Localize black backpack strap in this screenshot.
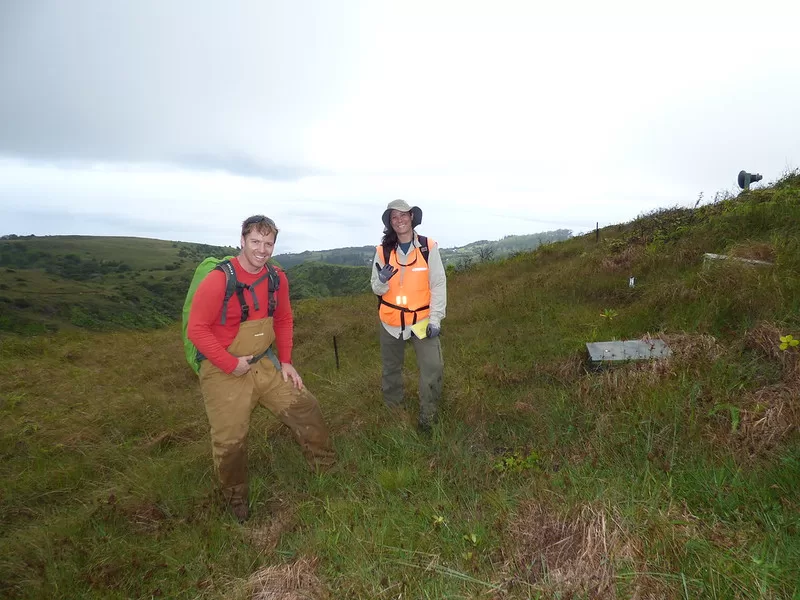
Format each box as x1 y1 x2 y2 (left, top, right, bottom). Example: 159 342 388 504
266 264 279 316
382 244 391 267
234 282 250 322
417 235 429 264
248 264 279 317
381 237 429 266
214 260 239 325
216 261 280 324
249 273 268 312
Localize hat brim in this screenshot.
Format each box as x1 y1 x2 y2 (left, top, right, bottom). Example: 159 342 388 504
383 206 422 229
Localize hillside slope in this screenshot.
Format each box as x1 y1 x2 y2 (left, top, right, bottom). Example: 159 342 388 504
0 237 368 333
1 172 799 599
0 236 236 333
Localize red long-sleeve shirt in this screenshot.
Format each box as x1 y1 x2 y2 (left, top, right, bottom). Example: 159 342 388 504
187 258 293 374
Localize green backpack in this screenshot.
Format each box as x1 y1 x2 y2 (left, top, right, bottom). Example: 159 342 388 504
182 257 280 373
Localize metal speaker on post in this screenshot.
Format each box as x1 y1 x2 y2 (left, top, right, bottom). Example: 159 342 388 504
738 170 763 191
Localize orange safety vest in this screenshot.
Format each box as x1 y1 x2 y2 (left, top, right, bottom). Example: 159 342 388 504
377 239 433 330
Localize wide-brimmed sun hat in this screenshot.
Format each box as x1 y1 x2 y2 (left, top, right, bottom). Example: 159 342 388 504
382 199 422 229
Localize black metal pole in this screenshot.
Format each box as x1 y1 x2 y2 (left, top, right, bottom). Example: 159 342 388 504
333 335 339 370
596 222 599 243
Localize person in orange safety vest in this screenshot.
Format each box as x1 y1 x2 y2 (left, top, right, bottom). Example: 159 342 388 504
370 199 447 434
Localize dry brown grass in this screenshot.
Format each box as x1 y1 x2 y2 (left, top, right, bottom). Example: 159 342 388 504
727 241 777 263
247 556 328 600
576 343 678 408
698 323 800 459
504 503 669 599
538 352 587 386
578 333 722 400
744 322 784 360
735 384 800 458
659 332 724 365
744 322 800 382
600 243 645 273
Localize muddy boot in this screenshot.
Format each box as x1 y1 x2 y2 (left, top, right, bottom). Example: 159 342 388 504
417 420 432 438
223 484 249 523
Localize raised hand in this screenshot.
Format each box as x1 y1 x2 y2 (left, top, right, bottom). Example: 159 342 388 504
377 263 398 284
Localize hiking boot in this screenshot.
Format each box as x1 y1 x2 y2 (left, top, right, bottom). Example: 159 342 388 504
417 421 432 437
229 499 249 523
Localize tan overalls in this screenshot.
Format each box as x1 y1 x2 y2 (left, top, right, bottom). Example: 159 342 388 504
198 317 335 509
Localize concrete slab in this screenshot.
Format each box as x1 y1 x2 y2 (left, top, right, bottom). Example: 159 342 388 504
587 339 672 364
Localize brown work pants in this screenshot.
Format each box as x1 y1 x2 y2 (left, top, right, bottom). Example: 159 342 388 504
198 318 335 506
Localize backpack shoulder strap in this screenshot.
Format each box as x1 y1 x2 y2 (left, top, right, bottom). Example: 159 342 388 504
267 264 279 316
245 263 280 318
417 235 430 264
214 260 239 324
382 239 428 265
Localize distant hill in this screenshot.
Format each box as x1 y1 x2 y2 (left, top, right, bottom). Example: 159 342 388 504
273 245 377 269
0 236 237 334
273 229 573 268
285 262 371 300
0 229 572 334
0 236 368 334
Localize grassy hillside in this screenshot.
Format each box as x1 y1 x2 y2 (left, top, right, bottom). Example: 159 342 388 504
1 172 799 598
286 262 371 300
0 237 367 333
273 245 377 268
272 230 573 269
0 236 237 334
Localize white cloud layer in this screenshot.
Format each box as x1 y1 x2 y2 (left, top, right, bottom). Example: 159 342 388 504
1 0 798 252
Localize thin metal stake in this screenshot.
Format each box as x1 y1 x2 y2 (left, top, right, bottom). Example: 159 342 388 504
333 335 339 370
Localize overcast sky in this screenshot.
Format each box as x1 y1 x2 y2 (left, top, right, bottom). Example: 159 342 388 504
1 0 798 252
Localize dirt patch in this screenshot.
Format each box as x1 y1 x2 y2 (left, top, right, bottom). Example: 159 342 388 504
505 503 645 599
247 556 328 600
245 502 296 553
128 502 167 533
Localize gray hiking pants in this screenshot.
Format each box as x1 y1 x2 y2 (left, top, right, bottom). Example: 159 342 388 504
379 323 444 426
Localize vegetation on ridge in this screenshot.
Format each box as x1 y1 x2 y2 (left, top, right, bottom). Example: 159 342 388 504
1 171 799 598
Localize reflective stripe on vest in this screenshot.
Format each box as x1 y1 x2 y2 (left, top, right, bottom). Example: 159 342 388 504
377 242 432 329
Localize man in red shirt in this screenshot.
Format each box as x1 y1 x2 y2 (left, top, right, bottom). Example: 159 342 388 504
187 215 335 522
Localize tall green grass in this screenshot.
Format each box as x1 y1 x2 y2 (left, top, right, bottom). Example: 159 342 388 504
1 174 799 598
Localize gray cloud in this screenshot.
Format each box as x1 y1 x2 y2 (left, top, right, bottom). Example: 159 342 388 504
2 2 799 254
176 154 325 181
0 206 222 242
0 1 359 176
